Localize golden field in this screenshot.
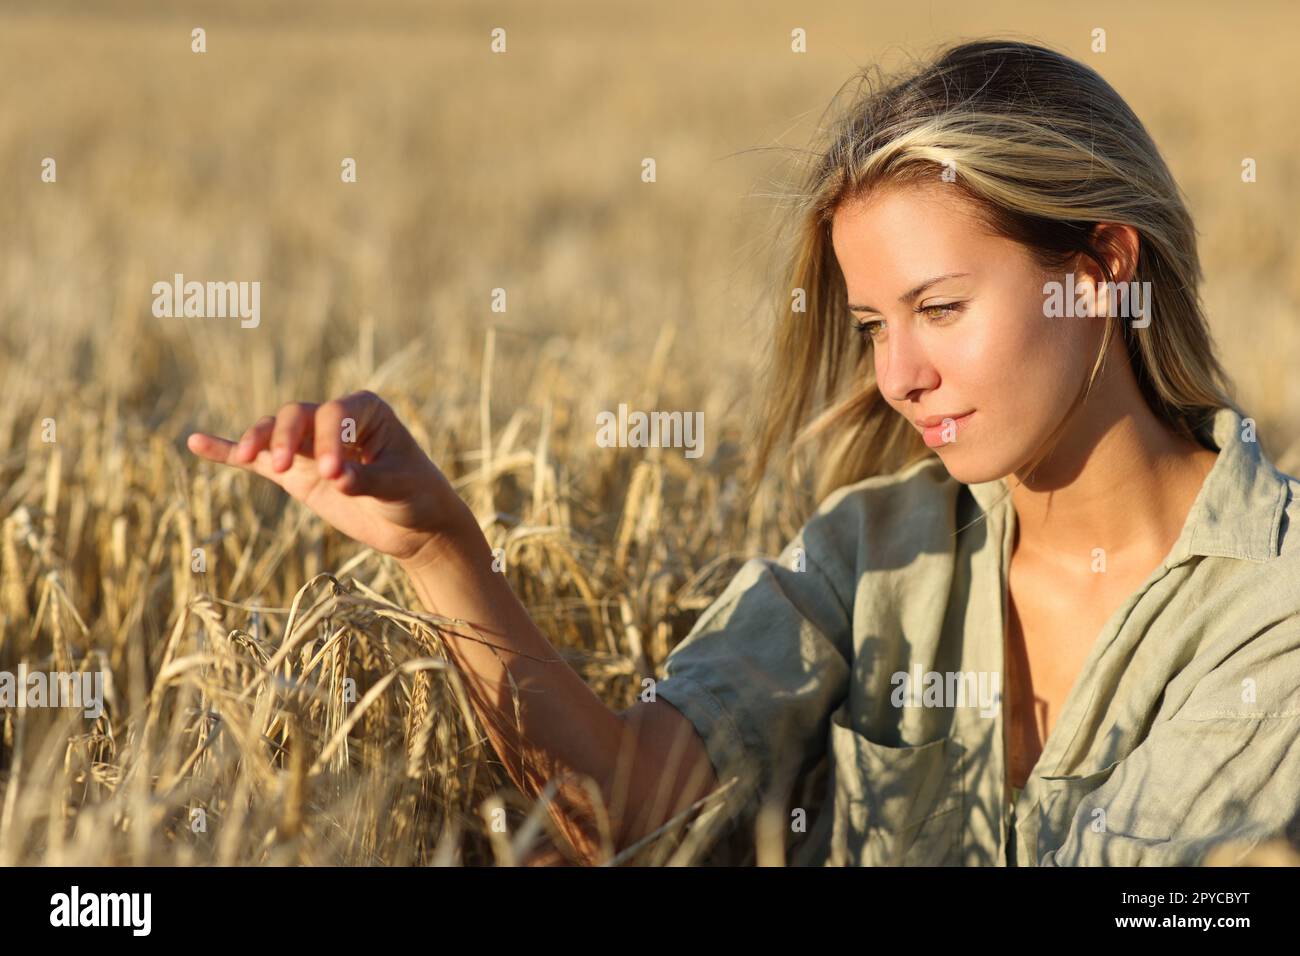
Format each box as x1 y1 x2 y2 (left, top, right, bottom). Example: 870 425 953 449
1 0 1298 865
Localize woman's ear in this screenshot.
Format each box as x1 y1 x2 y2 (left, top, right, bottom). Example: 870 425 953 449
1088 222 1141 286
1075 222 1141 318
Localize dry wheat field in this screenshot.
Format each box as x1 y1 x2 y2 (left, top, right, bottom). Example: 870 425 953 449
1 0 1298 866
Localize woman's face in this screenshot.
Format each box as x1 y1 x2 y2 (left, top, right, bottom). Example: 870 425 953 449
830 180 1103 484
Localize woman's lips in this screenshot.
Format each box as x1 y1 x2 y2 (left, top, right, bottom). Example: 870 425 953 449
920 411 974 448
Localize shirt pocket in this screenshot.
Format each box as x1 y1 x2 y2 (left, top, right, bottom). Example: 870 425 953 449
826 702 965 866
1032 760 1121 863
1036 760 1176 865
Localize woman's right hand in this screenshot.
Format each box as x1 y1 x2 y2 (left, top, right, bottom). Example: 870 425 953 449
186 390 475 567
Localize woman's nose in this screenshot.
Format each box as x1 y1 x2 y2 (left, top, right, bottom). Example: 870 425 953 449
876 328 940 402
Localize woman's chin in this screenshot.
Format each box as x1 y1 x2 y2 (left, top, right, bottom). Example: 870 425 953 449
930 448 1013 486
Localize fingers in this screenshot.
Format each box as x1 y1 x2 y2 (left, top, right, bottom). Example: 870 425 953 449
185 430 278 484
186 431 239 464
268 402 319 472
313 391 386 480
333 455 407 500
190 406 312 472
187 392 391 486
233 416 275 465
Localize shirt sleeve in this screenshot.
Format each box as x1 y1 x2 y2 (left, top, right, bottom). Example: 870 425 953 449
652 488 859 832
1042 619 1300 866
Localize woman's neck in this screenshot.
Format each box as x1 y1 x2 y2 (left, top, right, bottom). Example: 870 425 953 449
1008 368 1219 570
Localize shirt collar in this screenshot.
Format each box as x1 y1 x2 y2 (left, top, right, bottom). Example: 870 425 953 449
1176 405 1288 563
962 406 1290 564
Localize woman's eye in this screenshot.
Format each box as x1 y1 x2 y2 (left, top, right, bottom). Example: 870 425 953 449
917 302 964 321
852 318 885 341
851 302 964 342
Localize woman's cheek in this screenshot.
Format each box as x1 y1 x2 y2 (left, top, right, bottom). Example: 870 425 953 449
939 309 1016 396
998 304 1072 378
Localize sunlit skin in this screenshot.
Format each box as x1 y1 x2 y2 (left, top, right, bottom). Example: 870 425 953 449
831 181 1220 791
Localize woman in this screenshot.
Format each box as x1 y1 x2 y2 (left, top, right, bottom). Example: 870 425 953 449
187 39 1300 866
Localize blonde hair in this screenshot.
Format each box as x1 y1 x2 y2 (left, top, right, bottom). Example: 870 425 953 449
748 39 1235 508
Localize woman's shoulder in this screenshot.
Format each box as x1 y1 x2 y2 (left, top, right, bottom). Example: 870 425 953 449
790 455 978 578
810 454 963 525
1173 465 1300 720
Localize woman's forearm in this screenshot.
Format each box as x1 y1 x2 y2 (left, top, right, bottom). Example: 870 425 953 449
187 393 717 861
396 515 717 864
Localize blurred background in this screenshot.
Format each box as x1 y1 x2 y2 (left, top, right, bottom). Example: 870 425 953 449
0 0 1297 865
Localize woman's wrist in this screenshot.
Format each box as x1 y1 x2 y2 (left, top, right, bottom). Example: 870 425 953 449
396 506 487 576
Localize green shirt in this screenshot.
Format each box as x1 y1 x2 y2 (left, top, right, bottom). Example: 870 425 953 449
655 406 1300 865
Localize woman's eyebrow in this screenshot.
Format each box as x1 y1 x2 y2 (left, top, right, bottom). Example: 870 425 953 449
847 272 971 312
